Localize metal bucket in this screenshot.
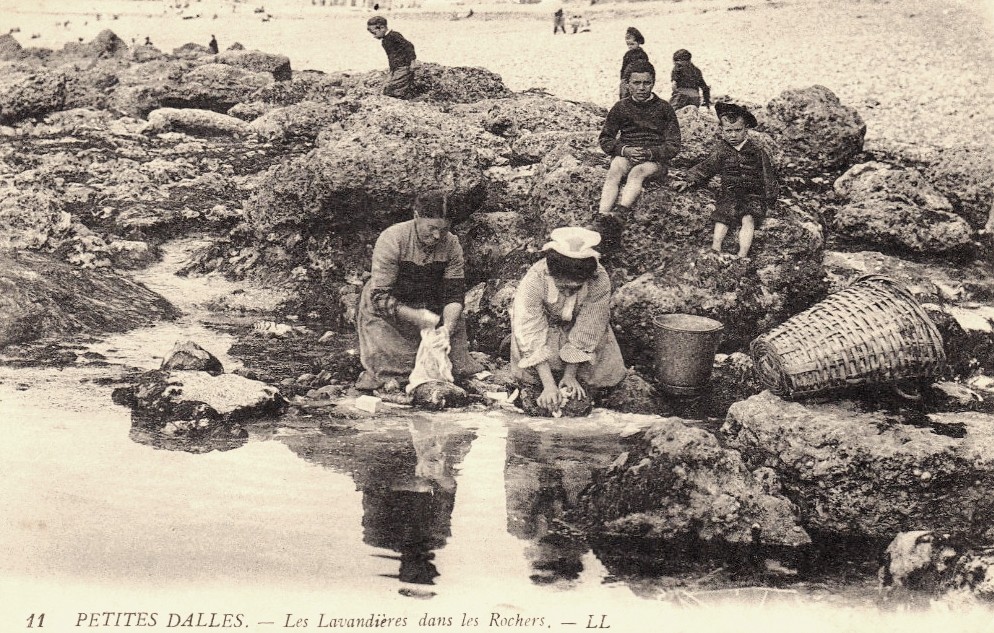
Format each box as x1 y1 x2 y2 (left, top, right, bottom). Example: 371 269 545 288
653 314 724 396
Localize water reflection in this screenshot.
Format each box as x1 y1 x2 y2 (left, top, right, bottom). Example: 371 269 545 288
128 420 248 453
504 424 624 586
277 417 476 588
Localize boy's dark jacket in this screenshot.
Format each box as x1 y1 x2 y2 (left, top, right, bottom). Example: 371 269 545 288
686 137 780 205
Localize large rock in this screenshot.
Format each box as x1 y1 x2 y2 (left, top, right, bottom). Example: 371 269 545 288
0 250 179 347
126 370 286 423
249 69 348 106
247 99 353 141
832 199 974 255
114 60 273 117
146 107 250 136
479 164 536 214
763 85 866 174
835 161 954 211
832 161 973 255
452 92 604 138
0 70 68 125
0 188 70 250
247 96 505 235
722 391 994 540
412 63 512 104
214 49 291 81
577 417 811 547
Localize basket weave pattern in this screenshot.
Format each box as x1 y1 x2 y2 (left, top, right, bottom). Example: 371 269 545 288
749 275 946 398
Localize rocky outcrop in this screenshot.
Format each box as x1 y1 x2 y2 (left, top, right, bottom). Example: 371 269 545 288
247 96 505 236
455 211 537 286
763 85 866 174
833 162 973 254
213 49 291 81
0 250 179 347
0 70 69 125
146 107 250 136
117 369 286 433
246 99 353 141
453 92 604 138
722 391 994 540
578 417 811 547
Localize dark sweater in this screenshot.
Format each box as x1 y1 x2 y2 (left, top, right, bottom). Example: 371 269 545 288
620 47 649 80
598 94 681 163
671 61 711 105
382 30 416 71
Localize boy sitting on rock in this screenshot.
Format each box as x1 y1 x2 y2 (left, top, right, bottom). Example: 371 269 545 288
367 15 417 99
594 61 682 254
675 102 779 259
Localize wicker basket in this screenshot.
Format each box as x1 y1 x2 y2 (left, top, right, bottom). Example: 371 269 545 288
750 275 945 398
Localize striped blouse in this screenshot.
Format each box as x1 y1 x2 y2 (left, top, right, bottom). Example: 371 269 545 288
511 259 613 369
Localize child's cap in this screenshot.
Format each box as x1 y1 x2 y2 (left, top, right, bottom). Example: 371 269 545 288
715 102 758 129
367 15 387 27
625 27 645 45
673 48 692 62
543 227 601 260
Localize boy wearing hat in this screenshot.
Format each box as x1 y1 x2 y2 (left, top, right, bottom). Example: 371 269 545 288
367 15 417 99
675 102 779 258
510 227 626 415
619 27 649 100
596 61 682 254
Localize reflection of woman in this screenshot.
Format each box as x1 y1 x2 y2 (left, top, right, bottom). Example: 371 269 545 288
511 227 626 412
356 191 482 390
358 419 473 586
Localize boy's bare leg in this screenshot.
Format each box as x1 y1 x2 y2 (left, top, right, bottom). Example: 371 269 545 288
712 222 729 252
738 215 755 257
618 162 661 208
598 156 633 214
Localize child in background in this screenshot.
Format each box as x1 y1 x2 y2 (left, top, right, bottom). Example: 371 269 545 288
367 15 417 99
619 27 649 100
675 103 779 259
595 61 681 254
670 49 710 110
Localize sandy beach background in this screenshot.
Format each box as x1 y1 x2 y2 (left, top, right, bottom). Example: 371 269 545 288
1 0 993 149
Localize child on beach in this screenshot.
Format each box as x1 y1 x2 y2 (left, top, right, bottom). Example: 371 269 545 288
594 61 682 254
618 27 649 100
669 49 710 110
674 102 779 259
366 15 417 99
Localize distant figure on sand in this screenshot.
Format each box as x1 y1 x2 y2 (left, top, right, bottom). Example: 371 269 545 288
553 8 566 34
144 36 152 46
594 61 681 254
670 49 711 110
675 103 779 259
618 27 648 100
367 15 417 99
208 34 218 54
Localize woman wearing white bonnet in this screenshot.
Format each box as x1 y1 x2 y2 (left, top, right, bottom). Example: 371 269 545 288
510 227 627 414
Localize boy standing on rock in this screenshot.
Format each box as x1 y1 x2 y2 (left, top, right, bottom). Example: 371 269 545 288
367 15 417 99
595 61 681 254
675 102 779 259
